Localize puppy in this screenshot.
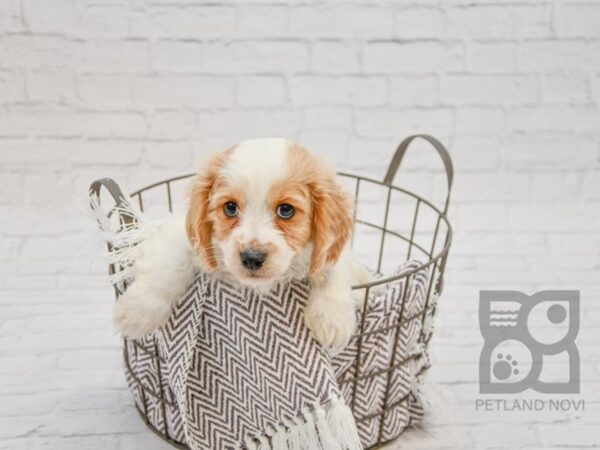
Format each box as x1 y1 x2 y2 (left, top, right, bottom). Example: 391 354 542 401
115 138 368 349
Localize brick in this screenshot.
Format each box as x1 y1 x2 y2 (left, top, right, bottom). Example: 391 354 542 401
458 233 546 256
395 6 445 39
531 173 580 202
355 108 453 138
303 107 352 131
390 75 438 106
0 173 21 205
145 142 193 169
311 41 360 73
0 36 150 72
204 41 308 73
131 5 236 39
0 206 83 237
297 131 348 163
447 4 551 38
453 173 530 203
238 5 288 37
455 107 506 135
237 76 286 107
0 0 22 32
0 139 68 168
0 70 26 103
0 110 147 138
152 40 203 72
459 204 508 231
23 0 78 33
63 141 143 166
512 106 600 132
20 174 69 211
519 40 600 72
441 74 538 105
24 0 129 36
558 3 600 37
582 171 600 200
468 41 516 73
28 70 77 103
364 41 464 73
509 204 593 231
290 5 394 38
448 136 502 173
147 110 197 140
290 75 387 107
502 136 598 170
79 74 132 107
541 72 590 104
197 109 302 140
592 75 600 103
547 233 600 255
345 136 398 172
132 75 235 108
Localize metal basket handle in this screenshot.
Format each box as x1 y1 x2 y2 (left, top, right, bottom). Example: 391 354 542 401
383 134 453 214
89 177 135 227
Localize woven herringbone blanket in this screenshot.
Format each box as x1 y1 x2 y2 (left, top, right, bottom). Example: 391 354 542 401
159 272 360 450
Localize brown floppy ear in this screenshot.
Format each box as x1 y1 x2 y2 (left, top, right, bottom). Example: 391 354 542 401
309 176 353 279
186 151 228 271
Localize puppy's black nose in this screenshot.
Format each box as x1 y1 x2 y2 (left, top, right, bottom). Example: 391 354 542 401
240 250 266 270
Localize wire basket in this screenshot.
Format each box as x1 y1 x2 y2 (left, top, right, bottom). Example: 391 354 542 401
90 134 453 449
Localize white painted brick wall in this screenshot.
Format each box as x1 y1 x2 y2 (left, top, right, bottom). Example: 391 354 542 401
1 1 599 449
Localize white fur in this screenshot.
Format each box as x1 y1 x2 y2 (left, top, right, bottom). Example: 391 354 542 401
114 138 371 349
113 214 196 339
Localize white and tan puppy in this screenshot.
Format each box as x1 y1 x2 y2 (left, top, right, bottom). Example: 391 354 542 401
115 138 367 349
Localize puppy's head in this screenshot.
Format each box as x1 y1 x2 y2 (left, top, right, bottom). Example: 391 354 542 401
186 138 352 286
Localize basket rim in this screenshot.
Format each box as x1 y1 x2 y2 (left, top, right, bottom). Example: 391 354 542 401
128 171 452 291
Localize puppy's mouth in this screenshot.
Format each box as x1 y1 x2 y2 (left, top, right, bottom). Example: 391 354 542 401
235 268 279 285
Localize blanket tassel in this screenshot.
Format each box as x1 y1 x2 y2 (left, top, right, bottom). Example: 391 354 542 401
257 435 270 450
300 411 322 450
315 408 341 450
271 425 287 450
326 395 363 450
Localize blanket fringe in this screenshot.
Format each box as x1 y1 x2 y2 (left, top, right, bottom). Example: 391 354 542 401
261 395 362 450
270 425 288 450
300 411 321 450
326 395 363 450
315 408 340 450
89 193 149 286
257 435 271 450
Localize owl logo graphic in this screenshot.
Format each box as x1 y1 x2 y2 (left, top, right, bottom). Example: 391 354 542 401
479 290 580 394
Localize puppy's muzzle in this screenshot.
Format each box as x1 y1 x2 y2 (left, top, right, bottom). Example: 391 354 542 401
240 250 267 271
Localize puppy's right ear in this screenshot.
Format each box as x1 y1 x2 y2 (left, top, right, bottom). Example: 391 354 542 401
186 151 228 271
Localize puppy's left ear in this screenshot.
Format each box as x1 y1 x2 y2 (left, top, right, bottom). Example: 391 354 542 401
309 177 353 278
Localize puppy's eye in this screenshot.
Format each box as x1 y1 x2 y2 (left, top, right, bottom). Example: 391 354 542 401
223 202 238 217
276 203 295 219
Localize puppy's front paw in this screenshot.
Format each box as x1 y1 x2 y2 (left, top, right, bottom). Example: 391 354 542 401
114 288 172 339
304 293 356 350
